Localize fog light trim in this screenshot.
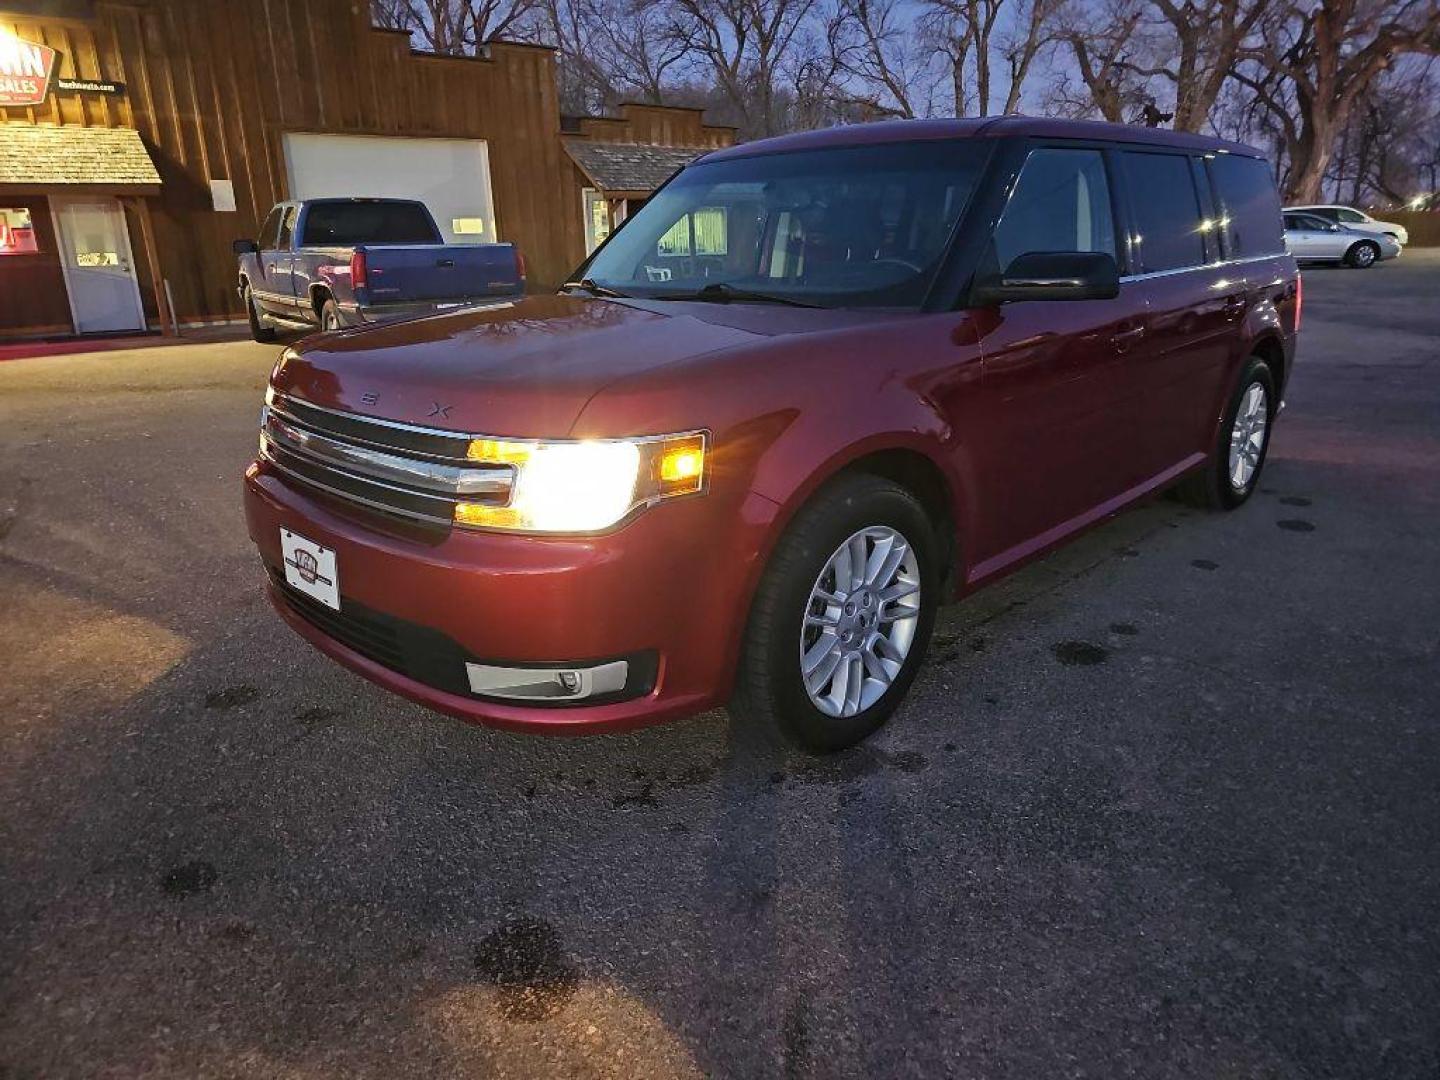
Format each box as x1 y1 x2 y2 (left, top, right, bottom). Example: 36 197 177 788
464 660 629 701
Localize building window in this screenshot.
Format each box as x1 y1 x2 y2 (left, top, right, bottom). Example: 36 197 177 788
0 208 39 255
657 207 728 257
583 189 612 255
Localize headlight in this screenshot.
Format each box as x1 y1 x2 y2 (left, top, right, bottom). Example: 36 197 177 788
454 431 707 533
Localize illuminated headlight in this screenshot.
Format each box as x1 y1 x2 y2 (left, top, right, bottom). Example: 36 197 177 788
454 431 707 533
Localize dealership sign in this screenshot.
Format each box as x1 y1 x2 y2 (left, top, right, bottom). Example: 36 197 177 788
0 35 57 107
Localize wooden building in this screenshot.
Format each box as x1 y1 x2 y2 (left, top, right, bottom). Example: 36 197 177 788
0 0 733 340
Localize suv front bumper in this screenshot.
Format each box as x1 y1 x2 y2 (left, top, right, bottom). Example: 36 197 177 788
244 460 777 734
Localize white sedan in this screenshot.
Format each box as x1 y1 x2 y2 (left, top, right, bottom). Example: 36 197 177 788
1283 203 1410 245
1283 210 1402 268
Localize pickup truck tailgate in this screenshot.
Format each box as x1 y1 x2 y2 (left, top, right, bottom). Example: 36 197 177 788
360 243 522 304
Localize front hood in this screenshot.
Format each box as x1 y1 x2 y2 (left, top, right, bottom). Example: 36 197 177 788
272 295 767 438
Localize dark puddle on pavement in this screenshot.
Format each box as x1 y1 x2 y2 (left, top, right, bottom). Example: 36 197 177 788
1279 495 1313 507
927 631 987 666
161 859 217 896
1277 519 1316 532
1191 558 1220 570
204 685 259 709
474 915 578 1022
1109 622 1139 636
1052 640 1110 666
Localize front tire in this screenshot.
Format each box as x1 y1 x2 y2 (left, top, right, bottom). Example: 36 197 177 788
731 474 939 753
244 283 276 342
1346 240 1379 268
1177 356 1276 510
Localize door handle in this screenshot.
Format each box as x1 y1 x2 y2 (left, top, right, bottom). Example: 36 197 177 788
1110 325 1146 352
437 258 455 268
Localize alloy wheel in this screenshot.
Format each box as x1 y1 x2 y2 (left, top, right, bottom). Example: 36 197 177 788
799 526 922 718
1228 382 1269 490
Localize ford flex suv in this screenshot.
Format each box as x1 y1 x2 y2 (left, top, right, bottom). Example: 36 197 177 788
245 117 1299 753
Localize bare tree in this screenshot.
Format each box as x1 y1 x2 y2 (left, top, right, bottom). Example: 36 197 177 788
831 0 938 117
1236 0 1440 201
543 0 690 113
371 0 545 52
1326 63 1440 203
669 0 823 136
1057 0 1147 122
998 0 1064 113
1122 0 1270 131
918 2 977 115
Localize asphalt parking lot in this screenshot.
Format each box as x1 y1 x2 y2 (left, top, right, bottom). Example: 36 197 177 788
3 252 1438 1079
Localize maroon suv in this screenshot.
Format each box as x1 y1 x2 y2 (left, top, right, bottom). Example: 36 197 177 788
245 117 1299 752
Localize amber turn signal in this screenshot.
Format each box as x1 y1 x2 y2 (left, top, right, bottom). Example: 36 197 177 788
657 434 705 495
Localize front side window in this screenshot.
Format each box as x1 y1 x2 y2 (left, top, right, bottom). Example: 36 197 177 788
1336 208 1367 223
278 206 299 249
1122 151 1206 272
578 141 990 309
992 148 1116 271
1209 153 1285 257
259 208 283 251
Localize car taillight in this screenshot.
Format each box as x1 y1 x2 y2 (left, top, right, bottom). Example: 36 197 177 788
350 249 368 290
1294 271 1303 332
514 247 526 281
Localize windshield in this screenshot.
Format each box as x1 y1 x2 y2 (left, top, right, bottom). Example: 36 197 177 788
577 141 991 309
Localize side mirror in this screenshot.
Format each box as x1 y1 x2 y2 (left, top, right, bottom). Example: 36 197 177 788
972 251 1120 305
232 238 259 256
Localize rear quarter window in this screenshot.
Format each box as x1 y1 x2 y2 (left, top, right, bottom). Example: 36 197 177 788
1209 154 1285 257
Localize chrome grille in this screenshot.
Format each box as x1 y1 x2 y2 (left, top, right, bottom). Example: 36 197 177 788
260 392 513 526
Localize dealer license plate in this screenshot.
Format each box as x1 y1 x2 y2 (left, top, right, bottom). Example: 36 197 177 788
280 528 339 610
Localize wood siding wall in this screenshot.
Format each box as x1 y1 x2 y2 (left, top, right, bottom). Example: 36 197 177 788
1 0 615 328
0 194 71 335
574 104 735 150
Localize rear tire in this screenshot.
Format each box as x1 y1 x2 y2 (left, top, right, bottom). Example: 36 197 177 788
1345 240 1379 268
1176 356 1276 510
244 283 276 342
731 473 939 754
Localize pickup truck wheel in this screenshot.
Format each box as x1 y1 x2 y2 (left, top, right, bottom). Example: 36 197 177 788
732 474 938 754
1176 356 1276 510
320 298 343 332
243 284 276 343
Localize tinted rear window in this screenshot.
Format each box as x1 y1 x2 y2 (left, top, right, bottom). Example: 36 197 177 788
1209 155 1285 257
1121 151 1206 272
301 202 439 246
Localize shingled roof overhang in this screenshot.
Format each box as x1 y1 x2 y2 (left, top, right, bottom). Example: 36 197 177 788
563 140 711 198
0 124 162 195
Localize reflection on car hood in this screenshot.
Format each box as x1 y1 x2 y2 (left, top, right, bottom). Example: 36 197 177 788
271 294 886 439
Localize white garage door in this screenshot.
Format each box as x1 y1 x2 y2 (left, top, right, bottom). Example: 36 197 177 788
282 133 498 245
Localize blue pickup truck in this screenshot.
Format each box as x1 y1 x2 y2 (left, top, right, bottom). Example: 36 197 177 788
232 198 524 339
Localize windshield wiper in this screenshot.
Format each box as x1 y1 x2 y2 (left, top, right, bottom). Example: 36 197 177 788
651 282 821 308
561 277 630 299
